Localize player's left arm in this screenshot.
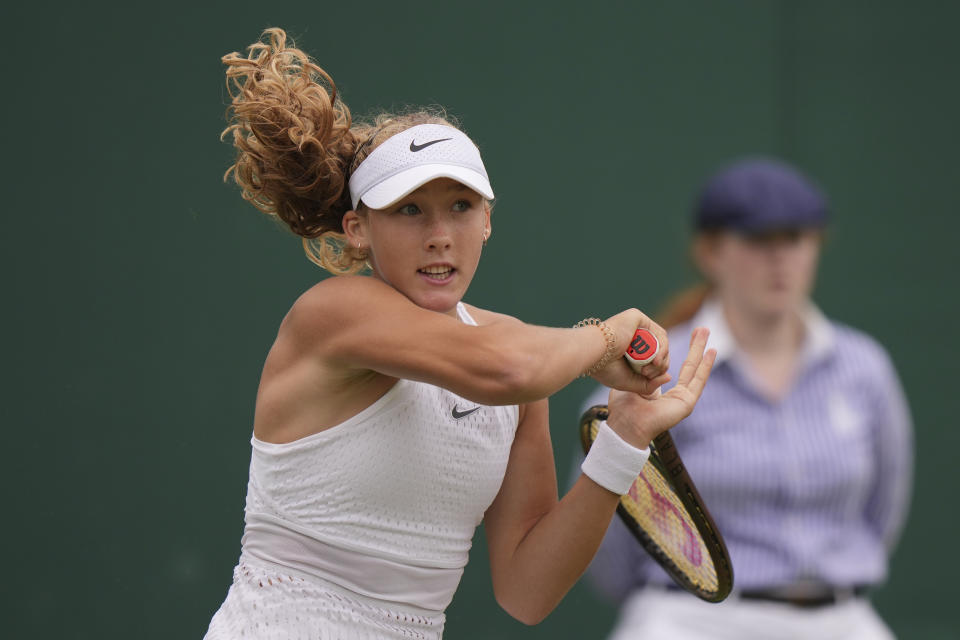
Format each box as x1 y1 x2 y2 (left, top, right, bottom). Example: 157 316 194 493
483 329 714 624
482 398 620 626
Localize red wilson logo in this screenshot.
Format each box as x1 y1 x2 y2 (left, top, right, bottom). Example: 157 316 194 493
628 330 656 360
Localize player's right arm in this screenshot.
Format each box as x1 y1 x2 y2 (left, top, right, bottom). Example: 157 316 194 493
282 275 667 406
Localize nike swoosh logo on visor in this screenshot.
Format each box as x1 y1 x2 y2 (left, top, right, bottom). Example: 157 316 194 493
409 138 452 152
452 405 481 419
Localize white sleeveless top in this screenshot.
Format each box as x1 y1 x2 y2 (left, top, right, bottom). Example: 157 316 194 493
240 303 520 613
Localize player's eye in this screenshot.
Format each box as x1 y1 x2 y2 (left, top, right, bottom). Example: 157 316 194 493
397 203 421 216
451 199 472 212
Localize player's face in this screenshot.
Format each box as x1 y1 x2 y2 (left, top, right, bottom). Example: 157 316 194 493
359 178 491 317
703 229 821 320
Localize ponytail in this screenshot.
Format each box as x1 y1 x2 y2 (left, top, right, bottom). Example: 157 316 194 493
221 27 367 273
221 28 460 274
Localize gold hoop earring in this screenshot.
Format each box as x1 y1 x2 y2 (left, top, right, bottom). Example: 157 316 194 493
482 233 489 247
355 240 368 260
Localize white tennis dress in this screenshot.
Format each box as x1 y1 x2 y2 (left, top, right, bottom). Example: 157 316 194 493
204 303 520 639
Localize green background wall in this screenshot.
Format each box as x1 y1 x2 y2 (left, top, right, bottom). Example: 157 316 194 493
4 1 957 637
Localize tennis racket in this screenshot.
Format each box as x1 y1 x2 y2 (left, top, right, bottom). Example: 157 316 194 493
580 328 733 602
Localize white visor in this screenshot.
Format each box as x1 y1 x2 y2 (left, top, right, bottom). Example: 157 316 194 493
348 124 494 210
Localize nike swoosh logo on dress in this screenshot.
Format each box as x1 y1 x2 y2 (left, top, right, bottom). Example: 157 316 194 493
452 405 481 419
409 138 452 152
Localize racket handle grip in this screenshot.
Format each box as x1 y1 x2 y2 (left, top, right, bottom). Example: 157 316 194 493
624 328 659 372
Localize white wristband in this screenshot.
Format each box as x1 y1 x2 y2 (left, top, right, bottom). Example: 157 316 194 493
581 420 650 495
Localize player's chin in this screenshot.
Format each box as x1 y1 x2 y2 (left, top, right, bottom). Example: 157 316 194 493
411 288 467 315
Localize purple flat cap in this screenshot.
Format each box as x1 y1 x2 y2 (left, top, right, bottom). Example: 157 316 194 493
694 157 829 232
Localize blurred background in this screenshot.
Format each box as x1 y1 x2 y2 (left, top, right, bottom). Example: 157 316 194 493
3 1 957 637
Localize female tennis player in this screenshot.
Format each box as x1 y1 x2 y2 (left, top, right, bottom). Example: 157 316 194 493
203 28 716 639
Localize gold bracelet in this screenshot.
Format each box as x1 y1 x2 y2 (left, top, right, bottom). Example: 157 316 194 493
574 317 618 378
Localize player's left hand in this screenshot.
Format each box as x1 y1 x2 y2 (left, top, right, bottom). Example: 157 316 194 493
605 327 715 449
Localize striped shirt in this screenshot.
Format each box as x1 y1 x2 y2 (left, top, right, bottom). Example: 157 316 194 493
581 298 913 602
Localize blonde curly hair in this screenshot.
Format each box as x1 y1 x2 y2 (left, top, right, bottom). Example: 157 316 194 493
222 28 455 274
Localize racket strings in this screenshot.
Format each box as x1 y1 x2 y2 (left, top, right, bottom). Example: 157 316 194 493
588 422 719 593
625 464 718 591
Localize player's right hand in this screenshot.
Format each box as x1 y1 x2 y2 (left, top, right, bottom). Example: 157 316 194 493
591 309 670 396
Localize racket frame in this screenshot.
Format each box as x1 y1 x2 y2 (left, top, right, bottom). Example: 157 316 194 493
580 405 734 602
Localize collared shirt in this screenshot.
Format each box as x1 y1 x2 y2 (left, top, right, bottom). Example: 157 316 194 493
581 298 913 603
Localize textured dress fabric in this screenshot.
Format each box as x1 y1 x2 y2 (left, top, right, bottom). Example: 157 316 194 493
205 303 520 639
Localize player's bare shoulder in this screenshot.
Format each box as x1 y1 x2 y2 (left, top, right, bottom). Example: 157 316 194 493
282 276 396 337
293 275 395 311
